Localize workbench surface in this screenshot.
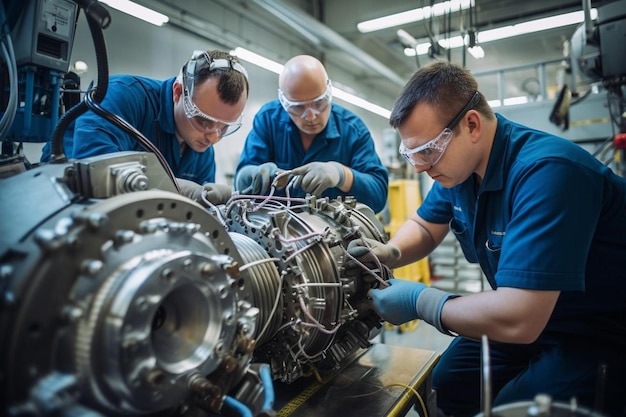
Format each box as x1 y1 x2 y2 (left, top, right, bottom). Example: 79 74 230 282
274 343 440 417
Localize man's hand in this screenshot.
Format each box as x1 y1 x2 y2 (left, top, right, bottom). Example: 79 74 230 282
368 279 427 325
178 178 204 201
235 163 280 195
178 179 232 205
291 161 345 196
369 278 458 334
347 237 401 266
202 183 232 205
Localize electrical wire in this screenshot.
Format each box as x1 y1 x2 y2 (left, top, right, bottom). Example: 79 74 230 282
259 364 275 413
223 395 253 417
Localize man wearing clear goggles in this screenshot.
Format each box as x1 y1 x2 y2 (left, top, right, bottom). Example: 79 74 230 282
347 61 626 417
41 49 249 205
234 55 388 213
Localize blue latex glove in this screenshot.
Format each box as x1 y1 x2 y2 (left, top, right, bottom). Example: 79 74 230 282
369 279 459 334
368 279 427 325
291 161 345 196
235 163 280 195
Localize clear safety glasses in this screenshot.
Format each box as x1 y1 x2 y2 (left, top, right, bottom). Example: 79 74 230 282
182 50 247 137
278 80 332 118
182 93 243 137
399 91 481 167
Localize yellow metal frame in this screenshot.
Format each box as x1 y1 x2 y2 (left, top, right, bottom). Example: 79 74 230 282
384 179 431 333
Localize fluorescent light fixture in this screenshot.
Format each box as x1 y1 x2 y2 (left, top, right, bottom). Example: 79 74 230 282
489 96 530 108
467 45 485 59
231 47 391 119
332 89 391 119
100 0 169 26
403 9 598 57
358 0 473 33
231 47 284 74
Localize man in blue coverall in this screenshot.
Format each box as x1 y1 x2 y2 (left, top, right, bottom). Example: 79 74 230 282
348 61 626 416
234 55 388 213
41 49 249 204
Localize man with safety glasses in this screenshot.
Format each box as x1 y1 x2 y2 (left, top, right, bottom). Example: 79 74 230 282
234 55 388 213
41 50 249 204
348 61 626 416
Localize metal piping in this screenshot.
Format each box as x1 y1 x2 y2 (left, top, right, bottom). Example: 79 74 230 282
583 0 594 39
248 0 407 87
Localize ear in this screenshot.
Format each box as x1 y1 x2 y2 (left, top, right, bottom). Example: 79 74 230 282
172 80 183 103
466 110 482 143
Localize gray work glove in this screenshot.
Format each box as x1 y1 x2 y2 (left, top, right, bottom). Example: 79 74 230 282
178 179 232 205
235 163 280 195
202 183 232 205
291 161 346 196
347 237 401 266
178 178 204 200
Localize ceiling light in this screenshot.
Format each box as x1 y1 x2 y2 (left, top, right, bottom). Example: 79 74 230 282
231 47 391 119
468 45 485 59
403 9 598 57
358 0 473 33
231 47 284 74
100 0 169 26
467 30 484 59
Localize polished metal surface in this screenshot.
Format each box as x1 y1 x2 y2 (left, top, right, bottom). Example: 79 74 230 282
0 151 390 416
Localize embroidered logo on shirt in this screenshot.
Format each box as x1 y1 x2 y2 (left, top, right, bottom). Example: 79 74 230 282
453 206 463 212
490 230 505 236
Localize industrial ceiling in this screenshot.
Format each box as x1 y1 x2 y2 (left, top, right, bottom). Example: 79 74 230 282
136 0 617 104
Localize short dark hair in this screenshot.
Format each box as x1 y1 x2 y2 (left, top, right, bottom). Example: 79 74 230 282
184 49 249 105
389 61 494 129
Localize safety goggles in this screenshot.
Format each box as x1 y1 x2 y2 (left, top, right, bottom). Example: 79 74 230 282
278 80 332 118
182 93 243 137
182 50 247 137
399 91 481 167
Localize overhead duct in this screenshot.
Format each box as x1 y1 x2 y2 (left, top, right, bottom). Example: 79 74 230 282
247 0 407 87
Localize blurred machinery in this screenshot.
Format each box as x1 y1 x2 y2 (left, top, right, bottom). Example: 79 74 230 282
0 0 80 176
555 0 626 175
0 1 391 415
0 151 389 416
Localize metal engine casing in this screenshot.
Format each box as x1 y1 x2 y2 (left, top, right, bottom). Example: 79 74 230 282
0 151 389 416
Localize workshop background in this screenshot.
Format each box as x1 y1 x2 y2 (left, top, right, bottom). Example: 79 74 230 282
20 0 621 298
3 0 625 415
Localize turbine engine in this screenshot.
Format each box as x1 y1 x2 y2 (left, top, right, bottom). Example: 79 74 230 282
0 151 389 416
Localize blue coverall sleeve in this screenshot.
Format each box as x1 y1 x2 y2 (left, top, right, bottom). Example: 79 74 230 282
68 80 153 159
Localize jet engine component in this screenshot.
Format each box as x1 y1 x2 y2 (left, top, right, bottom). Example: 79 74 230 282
0 151 389 416
221 194 388 383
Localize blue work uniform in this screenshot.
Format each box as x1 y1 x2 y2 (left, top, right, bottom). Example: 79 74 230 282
418 114 626 416
235 100 389 213
41 75 216 184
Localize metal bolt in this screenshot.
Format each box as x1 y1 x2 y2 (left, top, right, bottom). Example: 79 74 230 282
63 306 83 322
0 265 13 280
146 368 166 387
81 260 103 275
87 213 107 229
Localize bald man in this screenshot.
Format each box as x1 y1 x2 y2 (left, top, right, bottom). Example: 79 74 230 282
234 55 388 213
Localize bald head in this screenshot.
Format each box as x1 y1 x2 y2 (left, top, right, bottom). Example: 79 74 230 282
279 55 329 101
